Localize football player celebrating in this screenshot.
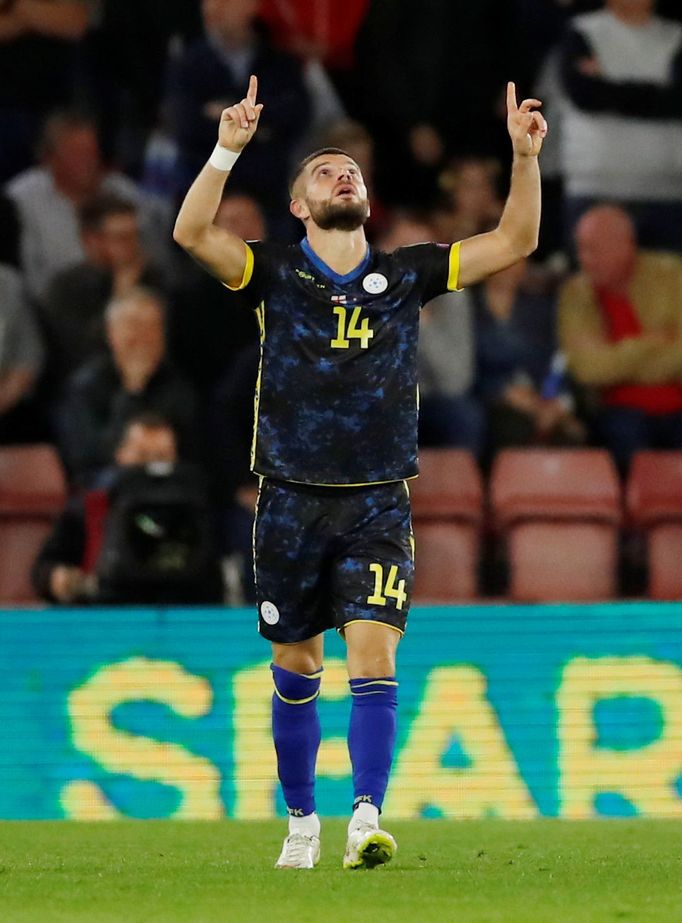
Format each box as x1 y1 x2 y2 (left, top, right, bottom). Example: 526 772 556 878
174 75 546 870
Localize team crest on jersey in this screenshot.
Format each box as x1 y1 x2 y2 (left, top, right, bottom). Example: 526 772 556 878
362 272 388 294
260 601 280 624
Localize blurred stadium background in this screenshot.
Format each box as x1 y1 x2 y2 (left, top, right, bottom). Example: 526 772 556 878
1 0 681 830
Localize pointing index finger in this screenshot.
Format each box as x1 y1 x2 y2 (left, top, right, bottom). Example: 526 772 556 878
506 81 518 113
247 74 258 107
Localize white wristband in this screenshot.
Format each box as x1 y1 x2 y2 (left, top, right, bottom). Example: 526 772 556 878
209 144 241 172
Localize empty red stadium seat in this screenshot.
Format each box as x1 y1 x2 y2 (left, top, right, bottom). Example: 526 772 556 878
410 449 482 521
627 451 682 600
490 449 621 602
411 449 483 602
0 445 67 604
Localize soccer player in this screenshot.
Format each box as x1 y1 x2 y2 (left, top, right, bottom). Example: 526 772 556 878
174 75 547 869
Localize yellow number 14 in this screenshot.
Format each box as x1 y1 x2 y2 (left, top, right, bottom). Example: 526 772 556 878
331 306 374 349
367 563 407 610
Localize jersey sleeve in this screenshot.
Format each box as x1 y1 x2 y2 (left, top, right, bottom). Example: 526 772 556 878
222 240 273 309
398 242 463 304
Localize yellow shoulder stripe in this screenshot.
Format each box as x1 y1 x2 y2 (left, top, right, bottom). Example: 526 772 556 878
447 241 463 292
223 242 255 291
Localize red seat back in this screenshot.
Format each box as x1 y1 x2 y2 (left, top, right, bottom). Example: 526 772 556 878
410 449 483 522
0 445 67 603
491 449 621 527
412 522 479 602
0 444 67 515
627 451 682 526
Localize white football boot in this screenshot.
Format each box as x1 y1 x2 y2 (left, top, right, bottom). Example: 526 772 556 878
275 832 321 869
343 821 397 870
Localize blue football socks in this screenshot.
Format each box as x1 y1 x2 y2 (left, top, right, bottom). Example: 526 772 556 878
348 677 398 812
271 663 322 817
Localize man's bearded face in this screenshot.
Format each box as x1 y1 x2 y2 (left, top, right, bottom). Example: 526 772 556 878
306 197 370 231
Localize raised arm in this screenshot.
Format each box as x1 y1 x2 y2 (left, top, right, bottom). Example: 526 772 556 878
457 83 547 289
173 75 264 287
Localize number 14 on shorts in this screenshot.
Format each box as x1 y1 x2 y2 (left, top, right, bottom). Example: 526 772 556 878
367 563 407 610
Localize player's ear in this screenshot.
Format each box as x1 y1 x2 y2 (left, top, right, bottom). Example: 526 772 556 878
290 198 308 221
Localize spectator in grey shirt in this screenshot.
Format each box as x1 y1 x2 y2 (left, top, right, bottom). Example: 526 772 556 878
418 291 485 458
5 111 168 303
0 263 44 442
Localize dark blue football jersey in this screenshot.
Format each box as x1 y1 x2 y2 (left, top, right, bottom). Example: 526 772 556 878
227 238 462 485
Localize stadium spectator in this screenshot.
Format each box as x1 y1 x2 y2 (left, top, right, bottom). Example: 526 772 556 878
418 291 484 456
433 157 504 245
474 257 585 461
558 0 682 252
559 204 682 473
58 287 198 485
0 0 89 183
41 194 168 393
32 413 223 605
377 210 484 456
355 0 514 207
0 262 45 443
208 341 260 604
169 192 261 396
82 0 201 173
165 0 310 235
258 0 369 75
5 111 166 303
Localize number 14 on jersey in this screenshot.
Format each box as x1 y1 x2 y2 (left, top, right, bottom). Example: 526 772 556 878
331 305 374 349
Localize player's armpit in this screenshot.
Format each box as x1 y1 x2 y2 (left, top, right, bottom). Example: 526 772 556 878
176 223 249 288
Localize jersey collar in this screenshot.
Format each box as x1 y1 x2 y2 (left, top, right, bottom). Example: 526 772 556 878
300 238 372 285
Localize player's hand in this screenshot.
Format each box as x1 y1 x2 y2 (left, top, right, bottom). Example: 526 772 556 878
218 74 264 154
506 82 547 158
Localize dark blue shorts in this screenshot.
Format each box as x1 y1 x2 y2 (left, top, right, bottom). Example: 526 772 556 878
254 478 414 643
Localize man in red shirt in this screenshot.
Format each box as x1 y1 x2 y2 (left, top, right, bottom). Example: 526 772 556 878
559 204 682 473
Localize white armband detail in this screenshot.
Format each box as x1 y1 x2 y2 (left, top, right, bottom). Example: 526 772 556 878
209 144 241 172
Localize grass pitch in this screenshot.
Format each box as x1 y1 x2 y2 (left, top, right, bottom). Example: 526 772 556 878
0 820 681 923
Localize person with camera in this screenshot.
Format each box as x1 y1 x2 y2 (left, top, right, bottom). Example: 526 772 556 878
32 412 224 605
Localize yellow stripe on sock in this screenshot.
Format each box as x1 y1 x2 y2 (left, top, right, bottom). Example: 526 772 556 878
273 687 321 706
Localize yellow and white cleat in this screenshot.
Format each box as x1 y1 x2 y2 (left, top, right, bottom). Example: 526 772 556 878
343 823 397 870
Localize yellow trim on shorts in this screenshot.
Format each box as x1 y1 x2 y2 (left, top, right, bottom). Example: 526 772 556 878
253 474 419 488
222 242 254 290
340 620 404 638
447 241 463 291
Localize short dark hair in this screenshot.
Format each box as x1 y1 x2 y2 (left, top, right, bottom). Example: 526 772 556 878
288 147 354 196
39 109 98 159
79 194 137 234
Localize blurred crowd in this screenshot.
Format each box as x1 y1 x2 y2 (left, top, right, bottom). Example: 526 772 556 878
1 0 682 603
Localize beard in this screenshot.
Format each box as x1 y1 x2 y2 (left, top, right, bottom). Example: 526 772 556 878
307 197 370 231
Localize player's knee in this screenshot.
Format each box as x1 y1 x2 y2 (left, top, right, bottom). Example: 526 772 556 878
349 650 396 679
271 645 321 676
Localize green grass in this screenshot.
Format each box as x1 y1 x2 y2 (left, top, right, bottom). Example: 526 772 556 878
0 820 681 922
